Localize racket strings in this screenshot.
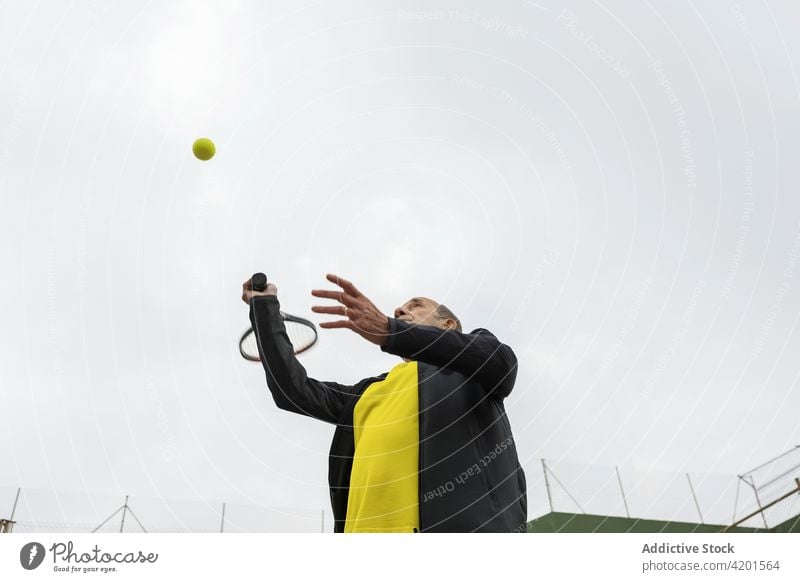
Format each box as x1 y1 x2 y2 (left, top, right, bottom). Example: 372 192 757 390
240 318 317 361
285 320 317 352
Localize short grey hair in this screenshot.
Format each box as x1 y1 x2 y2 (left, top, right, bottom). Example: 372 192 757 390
435 303 462 332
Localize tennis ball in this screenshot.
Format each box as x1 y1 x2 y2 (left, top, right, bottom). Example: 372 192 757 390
192 137 215 161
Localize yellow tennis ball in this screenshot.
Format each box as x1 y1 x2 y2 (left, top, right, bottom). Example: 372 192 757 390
192 137 215 161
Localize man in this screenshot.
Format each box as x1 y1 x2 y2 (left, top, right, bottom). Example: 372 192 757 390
242 273 527 532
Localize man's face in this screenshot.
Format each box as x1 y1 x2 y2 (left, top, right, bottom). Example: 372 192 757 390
394 296 451 330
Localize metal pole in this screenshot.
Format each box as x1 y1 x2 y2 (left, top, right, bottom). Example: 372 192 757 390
739 445 799 476
119 495 129 533
125 507 147 533
747 476 769 529
542 459 554 513
220 503 225 533
92 506 124 533
686 473 704 524
321 510 324 533
616 466 630 518
754 462 800 490
722 479 800 532
732 478 741 524
10 487 21 521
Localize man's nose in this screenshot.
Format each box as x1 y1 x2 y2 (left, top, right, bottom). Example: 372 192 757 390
394 306 407 318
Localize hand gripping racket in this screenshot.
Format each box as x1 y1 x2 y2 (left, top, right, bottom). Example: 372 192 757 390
239 273 318 362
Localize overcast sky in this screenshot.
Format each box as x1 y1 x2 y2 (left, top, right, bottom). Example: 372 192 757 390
1 0 799 532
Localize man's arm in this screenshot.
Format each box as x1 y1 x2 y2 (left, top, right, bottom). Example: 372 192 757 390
249 295 355 424
380 318 518 398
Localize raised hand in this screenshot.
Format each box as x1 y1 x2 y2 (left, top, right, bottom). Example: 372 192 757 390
311 274 390 347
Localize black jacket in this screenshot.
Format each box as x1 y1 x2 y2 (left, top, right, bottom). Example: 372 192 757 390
249 295 527 532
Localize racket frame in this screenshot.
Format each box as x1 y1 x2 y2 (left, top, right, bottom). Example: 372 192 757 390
239 311 318 362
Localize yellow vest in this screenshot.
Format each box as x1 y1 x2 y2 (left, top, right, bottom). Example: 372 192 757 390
344 361 419 532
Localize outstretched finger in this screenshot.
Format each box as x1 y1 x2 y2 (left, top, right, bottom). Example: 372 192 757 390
319 320 354 329
311 305 347 316
326 273 361 297
311 289 357 305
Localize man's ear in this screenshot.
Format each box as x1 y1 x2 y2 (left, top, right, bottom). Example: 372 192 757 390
443 319 457 331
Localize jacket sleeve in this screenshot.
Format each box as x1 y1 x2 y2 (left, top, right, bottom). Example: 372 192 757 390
249 295 355 424
380 318 518 398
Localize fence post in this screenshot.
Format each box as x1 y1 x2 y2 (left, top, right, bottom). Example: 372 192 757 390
542 459 554 513
686 473 704 524
119 495 128 533
616 466 631 518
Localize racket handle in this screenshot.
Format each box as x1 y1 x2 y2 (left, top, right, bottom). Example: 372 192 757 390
251 272 268 292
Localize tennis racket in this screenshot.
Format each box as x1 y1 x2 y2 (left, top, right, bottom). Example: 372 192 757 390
239 272 318 362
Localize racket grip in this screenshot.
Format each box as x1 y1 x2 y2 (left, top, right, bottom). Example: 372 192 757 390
251 272 268 292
